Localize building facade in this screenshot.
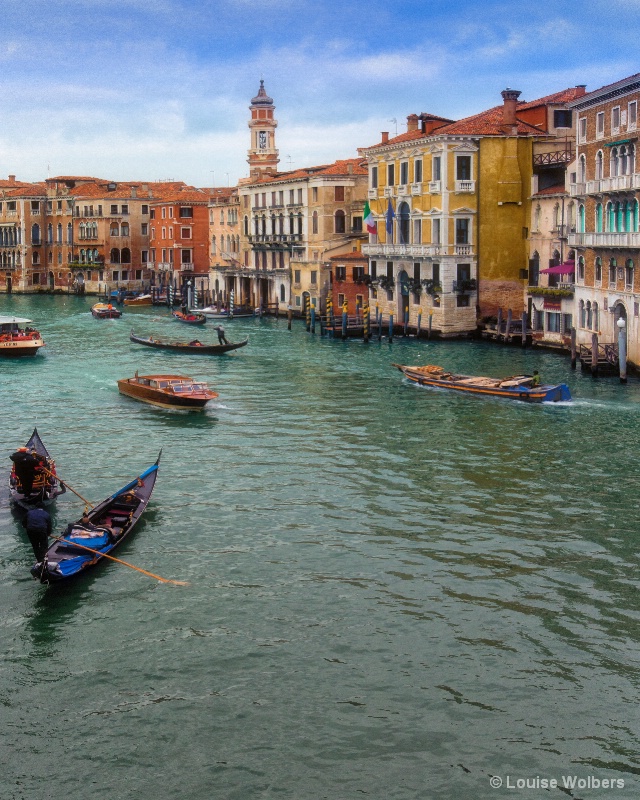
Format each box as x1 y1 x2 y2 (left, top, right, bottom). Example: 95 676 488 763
568 73 640 365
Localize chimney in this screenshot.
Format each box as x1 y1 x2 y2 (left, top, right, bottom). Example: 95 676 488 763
9 174 15 182
407 114 419 132
576 84 587 97
347 162 353 174
381 131 389 144
131 186 137 198
501 88 521 128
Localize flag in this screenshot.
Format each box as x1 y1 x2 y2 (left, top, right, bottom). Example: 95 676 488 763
385 198 395 237
364 201 377 235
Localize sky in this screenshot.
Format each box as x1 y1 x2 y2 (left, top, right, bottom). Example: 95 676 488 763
0 0 639 188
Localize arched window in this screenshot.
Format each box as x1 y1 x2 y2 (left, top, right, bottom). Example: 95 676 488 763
261 216 266 235
609 257 617 284
626 258 634 287
578 204 585 233
595 257 602 282
67 223 73 243
610 147 619 177
595 203 603 232
278 214 284 234
243 216 249 236
578 256 585 281
595 150 603 180
271 215 276 235
579 299 585 328
629 144 636 175
312 210 318 234
121 248 131 263
634 200 640 232
211 236 216 255
533 204 541 231
334 210 346 234
280 284 286 302
553 203 560 230
625 201 632 232
579 154 587 183
586 300 592 329
57 223 63 243
79 223 86 239
47 223 53 243
110 248 120 263
617 201 624 232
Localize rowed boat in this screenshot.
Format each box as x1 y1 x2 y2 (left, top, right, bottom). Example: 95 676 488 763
0 316 45 357
394 364 572 403
123 294 153 306
92 303 122 319
117 372 219 410
31 453 161 584
130 330 248 354
172 310 206 325
10 428 66 508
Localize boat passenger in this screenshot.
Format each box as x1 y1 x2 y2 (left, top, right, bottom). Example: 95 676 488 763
75 513 115 537
531 370 540 387
10 447 43 495
189 340 203 346
23 507 51 561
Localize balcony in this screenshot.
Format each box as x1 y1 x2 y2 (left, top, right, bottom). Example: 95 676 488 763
180 263 194 272
455 180 475 193
248 233 302 246
569 232 640 248
152 262 173 272
569 182 586 197
453 278 477 293
362 243 474 258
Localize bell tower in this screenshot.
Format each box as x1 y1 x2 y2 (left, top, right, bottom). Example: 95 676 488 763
247 80 279 180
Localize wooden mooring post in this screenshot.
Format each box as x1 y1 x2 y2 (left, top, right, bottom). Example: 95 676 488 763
591 332 599 377
388 313 394 343
504 309 512 344
570 327 577 369
521 310 527 347
496 308 502 341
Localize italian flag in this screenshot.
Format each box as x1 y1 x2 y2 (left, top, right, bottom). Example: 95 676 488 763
364 201 377 235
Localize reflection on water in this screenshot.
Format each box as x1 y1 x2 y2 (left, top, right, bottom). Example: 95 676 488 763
1 295 640 799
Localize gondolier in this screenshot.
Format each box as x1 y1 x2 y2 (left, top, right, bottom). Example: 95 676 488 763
214 325 229 345
10 447 43 496
23 507 51 562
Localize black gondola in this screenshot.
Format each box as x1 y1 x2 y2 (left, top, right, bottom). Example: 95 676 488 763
32 452 161 584
10 428 66 508
130 330 248 354
172 311 206 325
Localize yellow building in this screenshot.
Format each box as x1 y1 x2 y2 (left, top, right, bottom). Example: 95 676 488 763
361 90 553 334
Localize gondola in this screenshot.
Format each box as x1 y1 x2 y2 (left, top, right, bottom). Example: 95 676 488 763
130 330 248 354
172 311 206 325
10 428 66 508
32 452 161 584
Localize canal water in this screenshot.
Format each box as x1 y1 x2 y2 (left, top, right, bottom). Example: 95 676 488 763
1 295 639 800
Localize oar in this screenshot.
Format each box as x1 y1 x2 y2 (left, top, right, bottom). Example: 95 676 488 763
40 466 94 509
50 536 189 585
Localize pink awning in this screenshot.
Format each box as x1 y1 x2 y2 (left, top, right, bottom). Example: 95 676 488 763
540 261 575 275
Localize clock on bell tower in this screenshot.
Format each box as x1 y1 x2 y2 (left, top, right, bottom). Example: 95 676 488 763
247 80 279 179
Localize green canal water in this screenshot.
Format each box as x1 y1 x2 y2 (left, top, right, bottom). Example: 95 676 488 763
1 295 639 800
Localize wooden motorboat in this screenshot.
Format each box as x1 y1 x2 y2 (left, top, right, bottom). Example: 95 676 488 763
172 310 206 325
393 364 572 403
117 372 219 410
31 452 161 584
10 428 66 508
0 316 45 357
197 306 256 319
92 303 122 319
130 330 248 354
123 294 153 306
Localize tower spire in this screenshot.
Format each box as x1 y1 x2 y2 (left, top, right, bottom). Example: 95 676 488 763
247 80 279 180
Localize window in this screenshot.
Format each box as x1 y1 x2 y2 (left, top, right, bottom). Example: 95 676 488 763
455 218 469 244
547 312 561 333
181 249 191 264
596 112 604 138
387 163 395 186
334 210 346 233
181 227 191 239
612 106 621 134
595 150 603 180
629 101 638 131
312 187 318 202
352 216 362 232
141 205 149 215
595 257 602 283
578 117 587 142
310 271 317 285
298 188 303 204
335 186 345 201
554 109 573 129
121 204 129 214
179 207 193 218
456 156 471 181
31 201 40 213
294 269 301 283
371 166 378 189
150 209 155 219
432 156 441 181
432 218 441 244
141 223 148 235
111 204 119 214
121 222 129 236
400 162 408 185
141 250 148 264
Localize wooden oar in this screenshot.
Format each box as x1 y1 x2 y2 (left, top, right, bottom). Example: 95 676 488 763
40 466 94 509
50 535 189 585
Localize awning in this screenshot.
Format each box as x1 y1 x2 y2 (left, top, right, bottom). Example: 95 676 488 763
540 262 575 275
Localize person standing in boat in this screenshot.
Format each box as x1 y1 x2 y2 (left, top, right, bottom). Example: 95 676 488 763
531 370 540 386
214 324 229 345
10 447 42 496
22 507 51 562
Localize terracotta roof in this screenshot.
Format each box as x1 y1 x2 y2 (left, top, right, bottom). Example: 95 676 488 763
248 157 367 186
518 87 587 110
532 183 567 197
434 104 545 137
329 251 368 261
572 72 640 104
4 183 47 197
